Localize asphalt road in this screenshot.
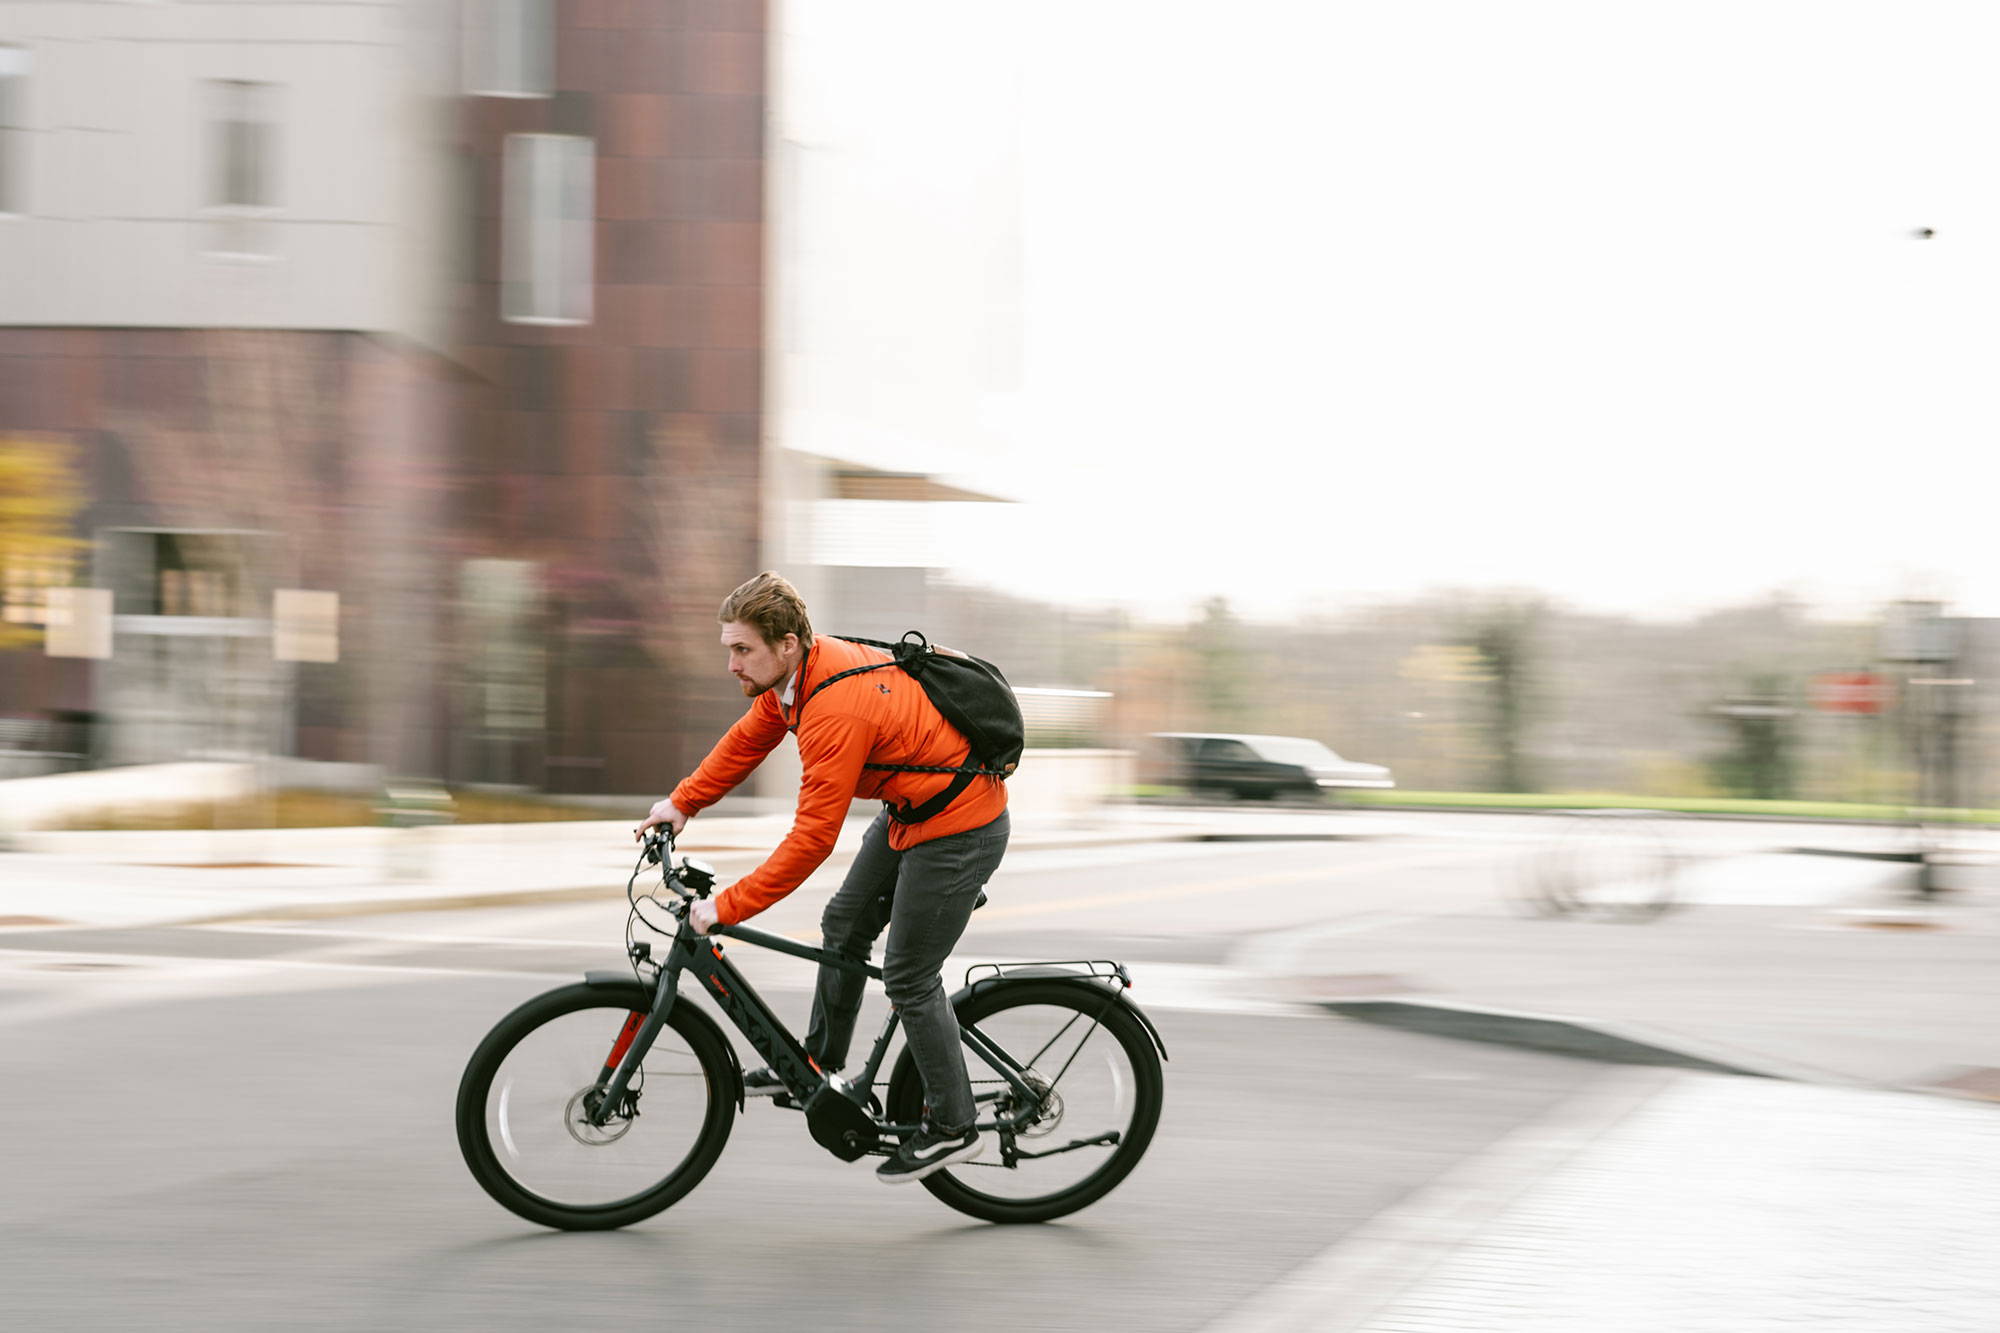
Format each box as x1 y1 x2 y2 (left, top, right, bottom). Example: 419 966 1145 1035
0 832 1630 1331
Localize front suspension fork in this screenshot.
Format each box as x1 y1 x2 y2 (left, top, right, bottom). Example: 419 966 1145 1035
590 966 681 1127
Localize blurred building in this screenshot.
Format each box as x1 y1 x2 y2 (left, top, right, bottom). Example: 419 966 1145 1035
764 3 1027 633
0 0 768 792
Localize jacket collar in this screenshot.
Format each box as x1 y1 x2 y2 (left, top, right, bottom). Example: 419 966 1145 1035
780 639 820 729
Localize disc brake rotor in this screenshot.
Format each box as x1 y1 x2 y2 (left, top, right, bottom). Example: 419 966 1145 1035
563 1086 635 1146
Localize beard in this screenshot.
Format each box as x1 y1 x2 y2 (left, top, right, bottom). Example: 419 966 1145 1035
737 669 782 698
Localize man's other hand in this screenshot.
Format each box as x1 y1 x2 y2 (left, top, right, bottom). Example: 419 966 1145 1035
688 898 720 935
636 798 688 842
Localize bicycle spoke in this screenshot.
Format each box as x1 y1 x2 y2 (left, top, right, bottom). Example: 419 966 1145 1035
482 1004 713 1210
1025 1010 1086 1069
927 995 1142 1203
1041 1011 1110 1092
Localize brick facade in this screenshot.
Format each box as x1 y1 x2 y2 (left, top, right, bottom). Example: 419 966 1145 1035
0 3 769 796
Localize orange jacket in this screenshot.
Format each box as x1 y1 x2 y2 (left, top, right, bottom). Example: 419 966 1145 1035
671 636 1008 925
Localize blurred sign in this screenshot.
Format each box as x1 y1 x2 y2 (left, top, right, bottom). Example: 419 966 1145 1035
273 589 340 663
1811 671 1885 714
44 587 112 659
1880 602 1957 663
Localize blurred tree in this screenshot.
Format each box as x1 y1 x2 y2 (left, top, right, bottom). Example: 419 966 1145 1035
1462 600 1541 793
0 435 87 651
887 579 1904 803
1397 641 1489 789
1707 674 1796 799
1187 596 1253 731
630 417 758 679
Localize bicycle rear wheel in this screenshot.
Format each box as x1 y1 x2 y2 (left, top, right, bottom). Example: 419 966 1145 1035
456 980 735 1230
886 979 1163 1224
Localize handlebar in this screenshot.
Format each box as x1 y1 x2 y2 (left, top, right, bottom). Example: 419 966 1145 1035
638 826 717 903
640 825 674 865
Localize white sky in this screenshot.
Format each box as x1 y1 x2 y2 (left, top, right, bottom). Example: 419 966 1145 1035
783 2 2000 624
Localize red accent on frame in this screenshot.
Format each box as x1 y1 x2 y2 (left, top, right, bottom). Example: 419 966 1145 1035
602 1010 645 1074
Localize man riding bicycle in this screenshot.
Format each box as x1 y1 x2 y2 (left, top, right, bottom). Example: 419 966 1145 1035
635 571 1010 1184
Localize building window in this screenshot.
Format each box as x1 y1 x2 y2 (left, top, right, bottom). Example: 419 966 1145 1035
107 531 259 620
1 551 71 627
465 0 553 98
501 134 593 324
204 79 278 258
0 46 28 216
209 79 276 209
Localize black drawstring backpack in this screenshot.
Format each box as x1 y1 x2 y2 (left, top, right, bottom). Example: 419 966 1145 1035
799 631 1025 824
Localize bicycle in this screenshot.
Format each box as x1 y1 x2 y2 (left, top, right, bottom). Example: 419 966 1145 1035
1512 808 1685 920
456 827 1168 1229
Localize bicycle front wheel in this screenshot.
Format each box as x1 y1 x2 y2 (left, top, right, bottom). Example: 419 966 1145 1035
456 980 735 1230
886 979 1164 1224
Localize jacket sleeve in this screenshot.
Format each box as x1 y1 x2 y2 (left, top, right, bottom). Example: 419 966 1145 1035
669 696 788 815
712 706 877 925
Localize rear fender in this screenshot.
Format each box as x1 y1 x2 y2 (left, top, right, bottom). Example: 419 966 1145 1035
952 973 1169 1062
584 969 744 1108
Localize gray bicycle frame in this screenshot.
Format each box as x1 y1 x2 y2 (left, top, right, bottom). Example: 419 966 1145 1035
590 908 1045 1136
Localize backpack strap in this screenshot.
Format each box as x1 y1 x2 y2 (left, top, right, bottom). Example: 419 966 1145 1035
882 769 978 825
794 638 986 823
797 658 895 717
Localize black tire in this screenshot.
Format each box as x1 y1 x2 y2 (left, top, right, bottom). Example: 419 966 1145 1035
886 979 1163 1224
456 981 735 1231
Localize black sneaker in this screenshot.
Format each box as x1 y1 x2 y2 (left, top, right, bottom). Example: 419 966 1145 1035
876 1120 981 1185
742 1067 785 1099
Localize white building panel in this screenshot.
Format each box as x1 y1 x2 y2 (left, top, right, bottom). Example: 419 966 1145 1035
0 0 450 339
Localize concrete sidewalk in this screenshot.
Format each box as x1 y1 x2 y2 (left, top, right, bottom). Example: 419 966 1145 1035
0 801 1907 933
1289 870 2000 1101
1212 1067 2000 1332
0 803 1398 930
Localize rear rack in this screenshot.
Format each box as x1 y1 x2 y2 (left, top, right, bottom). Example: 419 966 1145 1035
963 959 1131 991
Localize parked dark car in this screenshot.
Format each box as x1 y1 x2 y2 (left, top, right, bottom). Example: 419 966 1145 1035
1147 732 1395 802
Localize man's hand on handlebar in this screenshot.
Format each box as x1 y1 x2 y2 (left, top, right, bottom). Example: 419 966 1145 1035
687 898 719 935
636 797 688 843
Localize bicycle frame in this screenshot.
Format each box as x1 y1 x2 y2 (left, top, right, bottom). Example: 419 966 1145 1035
591 907 1045 1140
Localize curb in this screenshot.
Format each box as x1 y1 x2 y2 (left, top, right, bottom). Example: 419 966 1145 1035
1789 846 1924 863
1345 802 1944 829
1316 997 1866 1085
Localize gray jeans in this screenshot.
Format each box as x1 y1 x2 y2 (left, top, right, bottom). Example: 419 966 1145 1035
804 808 1010 1133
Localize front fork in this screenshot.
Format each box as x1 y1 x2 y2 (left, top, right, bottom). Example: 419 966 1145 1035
589 958 681 1128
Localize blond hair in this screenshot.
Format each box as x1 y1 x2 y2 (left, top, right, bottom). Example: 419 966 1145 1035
718 571 814 648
